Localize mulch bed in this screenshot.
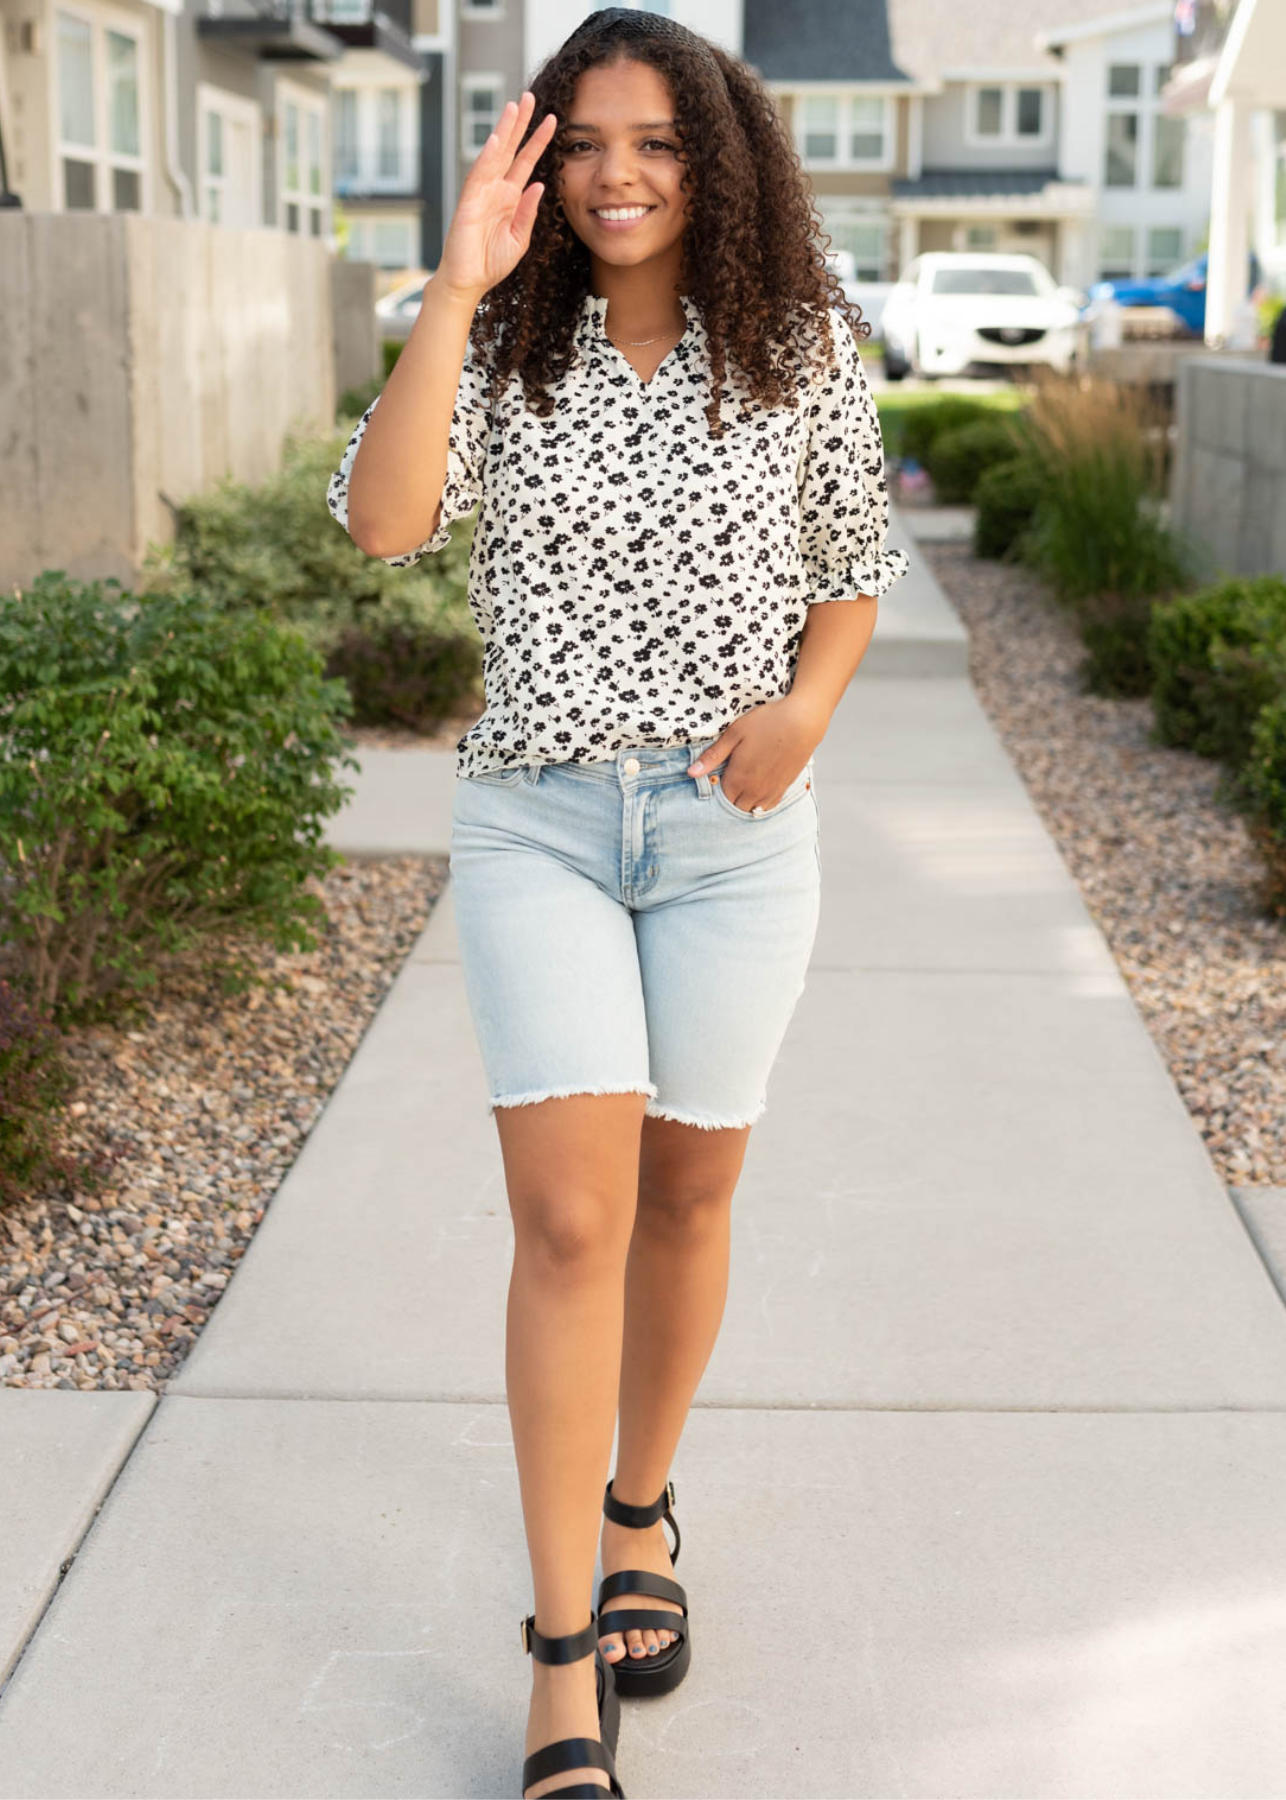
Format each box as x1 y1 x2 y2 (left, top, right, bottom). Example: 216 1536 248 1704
922 539 1285 1190
1 856 445 1389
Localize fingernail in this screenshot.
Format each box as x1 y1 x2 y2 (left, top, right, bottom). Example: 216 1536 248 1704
688 762 703 774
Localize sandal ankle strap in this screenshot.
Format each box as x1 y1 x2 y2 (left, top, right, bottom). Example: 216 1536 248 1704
602 1475 675 1530
602 1474 681 1566
520 1612 599 1664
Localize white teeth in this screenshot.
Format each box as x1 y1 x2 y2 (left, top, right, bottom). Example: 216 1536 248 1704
594 207 652 220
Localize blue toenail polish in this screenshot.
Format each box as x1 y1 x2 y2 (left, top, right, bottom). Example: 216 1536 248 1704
647 1645 658 1655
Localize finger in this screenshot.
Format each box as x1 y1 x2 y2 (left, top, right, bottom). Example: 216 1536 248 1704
508 107 559 190
507 180 544 250
493 92 532 164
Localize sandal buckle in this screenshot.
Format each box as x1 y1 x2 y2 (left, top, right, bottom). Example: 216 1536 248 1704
521 1615 531 1654
667 1479 676 1507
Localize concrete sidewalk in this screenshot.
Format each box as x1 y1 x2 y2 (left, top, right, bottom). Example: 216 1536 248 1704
4 509 1286 1797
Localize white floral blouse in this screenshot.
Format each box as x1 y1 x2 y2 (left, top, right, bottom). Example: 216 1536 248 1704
326 291 909 778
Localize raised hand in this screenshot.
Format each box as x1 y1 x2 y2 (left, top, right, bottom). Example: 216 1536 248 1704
436 91 559 304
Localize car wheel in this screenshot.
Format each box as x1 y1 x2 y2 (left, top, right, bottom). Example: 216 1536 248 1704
882 350 908 381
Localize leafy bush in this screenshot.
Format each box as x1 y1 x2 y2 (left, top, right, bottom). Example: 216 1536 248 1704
925 419 1024 504
1148 576 1286 765
0 573 359 1024
972 457 1047 561
326 592 485 732
0 980 80 1208
1233 696 1286 917
901 398 1001 467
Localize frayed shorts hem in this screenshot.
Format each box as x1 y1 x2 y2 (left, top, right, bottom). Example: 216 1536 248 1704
486 1083 764 1130
488 1081 658 1116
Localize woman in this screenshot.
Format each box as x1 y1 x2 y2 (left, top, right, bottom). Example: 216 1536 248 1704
327 11 908 1796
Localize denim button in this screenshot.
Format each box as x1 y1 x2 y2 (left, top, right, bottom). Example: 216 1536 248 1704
623 756 641 775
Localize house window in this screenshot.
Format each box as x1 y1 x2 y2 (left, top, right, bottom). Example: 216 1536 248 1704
1106 113 1138 186
966 83 1049 147
462 76 504 157
822 210 888 281
966 225 998 250
1016 88 1044 136
849 97 885 161
1153 113 1185 188
378 88 401 180
198 85 260 228
798 93 888 168
1147 226 1183 273
345 216 416 269
279 87 326 236
975 87 1003 136
55 7 144 212
1099 225 1135 279
335 89 359 181
1105 61 1181 190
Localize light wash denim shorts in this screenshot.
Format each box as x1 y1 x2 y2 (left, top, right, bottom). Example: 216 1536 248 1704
447 734 822 1130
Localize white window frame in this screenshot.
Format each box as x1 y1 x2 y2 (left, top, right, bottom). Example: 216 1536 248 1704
50 0 149 214
461 72 505 162
794 90 894 173
276 77 328 237
1099 223 1136 279
196 84 262 228
963 82 1053 150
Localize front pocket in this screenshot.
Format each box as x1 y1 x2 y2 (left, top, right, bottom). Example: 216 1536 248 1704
710 761 812 821
464 764 528 787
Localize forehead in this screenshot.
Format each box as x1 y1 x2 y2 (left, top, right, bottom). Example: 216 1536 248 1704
565 58 675 127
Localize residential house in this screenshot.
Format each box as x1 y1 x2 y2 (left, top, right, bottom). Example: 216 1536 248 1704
1160 0 1286 343
0 0 445 273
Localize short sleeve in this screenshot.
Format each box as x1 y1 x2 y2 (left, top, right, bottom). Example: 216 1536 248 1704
796 309 909 603
325 330 495 568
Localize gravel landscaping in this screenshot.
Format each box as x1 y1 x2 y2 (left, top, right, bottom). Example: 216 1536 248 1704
0 855 444 1390
922 539 1286 1189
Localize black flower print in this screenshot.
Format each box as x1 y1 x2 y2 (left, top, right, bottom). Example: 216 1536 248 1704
326 293 909 778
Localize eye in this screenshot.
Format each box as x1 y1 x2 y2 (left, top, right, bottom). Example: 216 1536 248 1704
560 138 677 153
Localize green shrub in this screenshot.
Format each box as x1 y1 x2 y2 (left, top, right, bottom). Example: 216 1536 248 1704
0 980 79 1208
326 592 484 732
901 398 1000 467
0 573 359 1025
925 419 1024 504
973 457 1047 561
1148 576 1286 765
1233 695 1286 917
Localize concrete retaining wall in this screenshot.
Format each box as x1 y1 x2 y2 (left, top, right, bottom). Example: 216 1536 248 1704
1169 354 1286 580
0 212 379 592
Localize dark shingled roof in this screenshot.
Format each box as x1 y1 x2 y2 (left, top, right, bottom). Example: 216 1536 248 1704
892 169 1080 199
742 0 913 84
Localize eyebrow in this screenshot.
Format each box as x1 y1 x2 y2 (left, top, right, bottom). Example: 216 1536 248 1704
562 120 677 132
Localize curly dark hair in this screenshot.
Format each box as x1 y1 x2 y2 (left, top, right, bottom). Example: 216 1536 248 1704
466 7 866 439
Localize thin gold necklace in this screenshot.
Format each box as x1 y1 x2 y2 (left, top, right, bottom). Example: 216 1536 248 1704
603 306 686 347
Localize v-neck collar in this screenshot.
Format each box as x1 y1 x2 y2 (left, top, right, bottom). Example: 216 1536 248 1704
574 291 704 381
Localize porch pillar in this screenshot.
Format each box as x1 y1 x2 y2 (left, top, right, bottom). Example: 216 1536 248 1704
897 215 918 278
1205 94 1253 346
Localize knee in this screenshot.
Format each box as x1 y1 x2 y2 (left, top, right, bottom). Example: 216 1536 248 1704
635 1180 733 1234
514 1192 630 1276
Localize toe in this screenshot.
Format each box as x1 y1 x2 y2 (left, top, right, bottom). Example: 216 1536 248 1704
626 1629 646 1659
600 1630 625 1662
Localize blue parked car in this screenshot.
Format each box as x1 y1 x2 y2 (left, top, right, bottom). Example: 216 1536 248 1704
1088 251 1261 336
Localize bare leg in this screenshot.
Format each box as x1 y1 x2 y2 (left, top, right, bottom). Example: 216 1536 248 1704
495 1091 648 1800
598 1117 752 1665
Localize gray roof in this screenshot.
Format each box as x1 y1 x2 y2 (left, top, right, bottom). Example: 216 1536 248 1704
742 0 912 83
887 0 1143 81
891 169 1077 198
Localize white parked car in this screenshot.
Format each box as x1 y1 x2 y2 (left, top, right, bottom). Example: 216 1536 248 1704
880 252 1087 381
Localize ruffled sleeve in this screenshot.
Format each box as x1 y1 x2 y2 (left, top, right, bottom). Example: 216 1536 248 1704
325 328 495 568
796 308 909 603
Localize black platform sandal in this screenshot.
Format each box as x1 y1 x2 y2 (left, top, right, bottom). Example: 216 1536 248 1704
597 1476 692 1698
519 1611 626 1799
